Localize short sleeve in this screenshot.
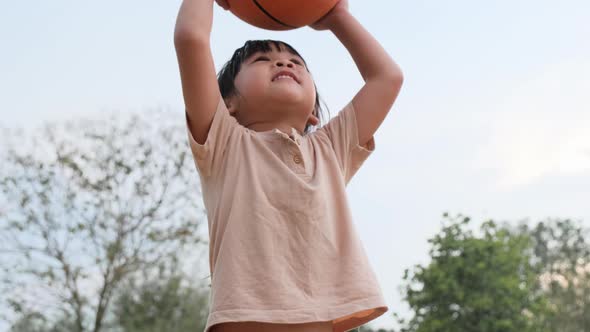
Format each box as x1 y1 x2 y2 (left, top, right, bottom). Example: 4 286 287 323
185 98 242 178
316 102 376 184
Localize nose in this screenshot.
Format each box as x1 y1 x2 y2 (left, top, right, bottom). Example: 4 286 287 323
275 60 294 68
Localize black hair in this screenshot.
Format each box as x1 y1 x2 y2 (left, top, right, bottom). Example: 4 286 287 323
217 39 328 134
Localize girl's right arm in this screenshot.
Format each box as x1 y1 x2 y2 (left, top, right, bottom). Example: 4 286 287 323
174 0 226 145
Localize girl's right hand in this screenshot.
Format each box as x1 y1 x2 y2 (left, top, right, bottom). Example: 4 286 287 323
215 0 230 10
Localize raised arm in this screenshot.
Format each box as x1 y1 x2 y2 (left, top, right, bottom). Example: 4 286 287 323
174 0 224 145
311 0 404 147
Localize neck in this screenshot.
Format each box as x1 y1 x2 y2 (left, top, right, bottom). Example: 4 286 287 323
236 101 307 135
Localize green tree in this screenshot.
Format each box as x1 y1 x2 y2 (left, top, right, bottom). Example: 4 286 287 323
516 219 590 332
9 312 78 332
0 109 208 331
8 312 49 332
112 262 209 332
395 213 549 332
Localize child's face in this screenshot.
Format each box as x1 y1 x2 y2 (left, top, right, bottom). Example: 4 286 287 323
229 46 317 128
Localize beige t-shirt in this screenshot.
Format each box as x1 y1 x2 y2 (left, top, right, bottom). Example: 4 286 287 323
186 98 388 332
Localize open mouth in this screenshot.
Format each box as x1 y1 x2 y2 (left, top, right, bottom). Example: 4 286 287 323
273 75 295 81
272 71 299 83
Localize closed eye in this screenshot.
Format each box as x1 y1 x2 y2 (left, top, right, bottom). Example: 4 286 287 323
252 55 303 66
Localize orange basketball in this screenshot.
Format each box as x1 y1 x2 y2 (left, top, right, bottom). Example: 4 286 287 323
227 0 340 31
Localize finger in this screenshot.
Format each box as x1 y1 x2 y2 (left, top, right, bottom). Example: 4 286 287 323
215 0 230 10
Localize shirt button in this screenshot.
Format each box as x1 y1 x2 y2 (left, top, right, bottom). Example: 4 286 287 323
293 154 302 164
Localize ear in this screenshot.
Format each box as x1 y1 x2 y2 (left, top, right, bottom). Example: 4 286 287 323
307 111 320 126
225 96 239 115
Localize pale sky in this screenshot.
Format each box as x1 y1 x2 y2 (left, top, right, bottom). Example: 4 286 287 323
1 0 589 330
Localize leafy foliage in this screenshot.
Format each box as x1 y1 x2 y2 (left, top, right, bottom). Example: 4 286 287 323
515 219 590 332
395 213 550 332
112 262 209 332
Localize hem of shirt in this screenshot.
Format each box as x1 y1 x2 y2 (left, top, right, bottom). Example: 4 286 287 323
204 294 388 332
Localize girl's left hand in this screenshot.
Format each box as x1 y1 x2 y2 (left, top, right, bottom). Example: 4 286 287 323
215 0 230 10
309 0 349 31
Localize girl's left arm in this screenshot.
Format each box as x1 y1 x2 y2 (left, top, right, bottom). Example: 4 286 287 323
311 0 403 147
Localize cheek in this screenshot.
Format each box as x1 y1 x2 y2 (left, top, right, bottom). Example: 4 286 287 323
234 70 265 95
300 72 314 92
301 82 317 112
303 78 317 100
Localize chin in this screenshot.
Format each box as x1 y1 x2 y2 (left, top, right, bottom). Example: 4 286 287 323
269 90 308 104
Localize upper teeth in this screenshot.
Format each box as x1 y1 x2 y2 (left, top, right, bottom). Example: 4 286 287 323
274 75 294 81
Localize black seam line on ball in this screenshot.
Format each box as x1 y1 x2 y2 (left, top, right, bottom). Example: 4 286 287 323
252 0 296 29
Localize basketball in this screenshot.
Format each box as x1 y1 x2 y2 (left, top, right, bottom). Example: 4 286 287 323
227 0 340 31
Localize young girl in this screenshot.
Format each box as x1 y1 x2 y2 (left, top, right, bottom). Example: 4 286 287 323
173 0 403 331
